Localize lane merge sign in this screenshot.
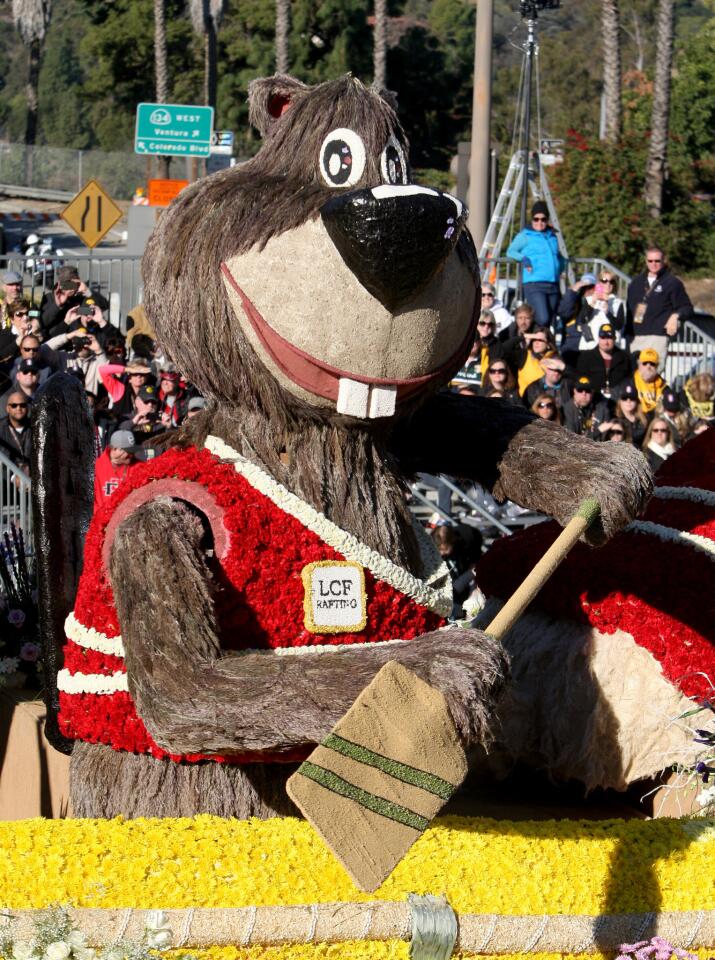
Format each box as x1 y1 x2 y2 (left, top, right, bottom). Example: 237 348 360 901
61 179 123 249
135 103 214 158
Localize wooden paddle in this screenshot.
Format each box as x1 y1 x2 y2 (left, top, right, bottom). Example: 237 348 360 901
287 498 601 891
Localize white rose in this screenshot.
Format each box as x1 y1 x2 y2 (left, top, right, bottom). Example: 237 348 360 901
146 930 172 948
12 943 39 960
73 947 97 960
66 932 86 950
44 943 72 960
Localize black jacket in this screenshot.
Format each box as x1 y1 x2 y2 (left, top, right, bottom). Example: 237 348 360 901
576 347 633 399
562 398 610 439
626 268 693 337
0 416 32 468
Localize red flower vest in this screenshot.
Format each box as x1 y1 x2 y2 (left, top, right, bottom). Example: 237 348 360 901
58 436 452 763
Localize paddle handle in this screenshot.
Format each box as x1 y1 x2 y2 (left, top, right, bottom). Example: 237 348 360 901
485 498 601 642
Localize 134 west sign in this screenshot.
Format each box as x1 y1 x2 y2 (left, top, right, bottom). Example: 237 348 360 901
135 103 214 158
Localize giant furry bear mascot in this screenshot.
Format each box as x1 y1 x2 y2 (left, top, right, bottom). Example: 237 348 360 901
50 75 650 818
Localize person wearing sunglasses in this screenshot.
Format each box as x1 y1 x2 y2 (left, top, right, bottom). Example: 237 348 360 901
562 375 610 438
575 323 633 401
506 201 566 330
0 390 32 474
626 246 693 369
479 361 520 404
529 392 563 425
480 283 511 334
462 310 508 385
633 348 668 413
642 416 676 472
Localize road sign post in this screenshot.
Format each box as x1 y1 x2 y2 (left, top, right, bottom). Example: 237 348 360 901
60 179 123 249
135 103 214 158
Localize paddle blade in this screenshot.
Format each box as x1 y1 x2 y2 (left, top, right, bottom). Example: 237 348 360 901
287 660 467 891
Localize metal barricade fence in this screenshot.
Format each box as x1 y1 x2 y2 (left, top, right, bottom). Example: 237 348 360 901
0 253 142 332
0 450 32 556
666 320 715 389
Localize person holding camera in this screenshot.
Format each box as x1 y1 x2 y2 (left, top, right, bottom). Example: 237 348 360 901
47 320 107 397
40 265 109 338
119 383 166 444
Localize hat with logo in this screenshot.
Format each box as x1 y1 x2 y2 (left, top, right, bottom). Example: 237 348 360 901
639 348 660 365
598 323 615 338
18 358 40 374
579 273 597 286
574 376 593 392
2 271 22 285
619 382 638 402
662 389 680 413
109 430 139 452
138 384 159 403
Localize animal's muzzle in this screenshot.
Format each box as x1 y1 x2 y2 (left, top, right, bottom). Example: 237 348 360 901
320 185 467 312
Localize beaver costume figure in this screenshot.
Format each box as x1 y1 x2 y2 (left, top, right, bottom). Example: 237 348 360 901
45 75 651 819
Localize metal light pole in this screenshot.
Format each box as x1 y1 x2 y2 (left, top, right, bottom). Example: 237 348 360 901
519 14 537 230
467 0 494 251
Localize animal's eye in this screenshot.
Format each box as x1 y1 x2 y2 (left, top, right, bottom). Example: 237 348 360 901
380 135 408 186
319 128 366 188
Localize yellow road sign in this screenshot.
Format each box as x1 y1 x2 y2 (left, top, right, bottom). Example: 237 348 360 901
61 179 123 249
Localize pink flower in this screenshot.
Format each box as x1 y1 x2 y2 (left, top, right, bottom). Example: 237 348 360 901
20 641 40 662
7 609 26 628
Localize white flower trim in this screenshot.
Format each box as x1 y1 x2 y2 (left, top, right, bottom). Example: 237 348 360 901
57 668 128 695
626 520 715 561
204 434 453 617
654 485 715 507
65 612 125 658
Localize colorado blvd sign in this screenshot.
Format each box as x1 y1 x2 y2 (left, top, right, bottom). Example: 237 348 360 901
135 103 214 157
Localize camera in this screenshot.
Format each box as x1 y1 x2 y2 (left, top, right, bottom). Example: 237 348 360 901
74 337 90 350
78 304 95 317
85 319 100 333
520 0 560 18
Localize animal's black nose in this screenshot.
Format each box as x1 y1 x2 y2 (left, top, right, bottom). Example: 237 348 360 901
320 185 467 312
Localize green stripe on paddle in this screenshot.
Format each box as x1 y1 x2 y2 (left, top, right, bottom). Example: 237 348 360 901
297 761 429 832
322 733 455 801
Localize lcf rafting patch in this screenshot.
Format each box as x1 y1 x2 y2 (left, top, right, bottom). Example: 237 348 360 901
302 560 367 633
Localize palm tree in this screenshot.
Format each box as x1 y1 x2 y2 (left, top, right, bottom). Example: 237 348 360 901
275 0 290 74
645 0 674 218
190 0 225 108
154 0 170 178
601 0 622 142
12 0 52 183
373 0 387 90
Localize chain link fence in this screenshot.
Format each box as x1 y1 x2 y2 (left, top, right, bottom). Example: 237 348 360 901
0 142 149 200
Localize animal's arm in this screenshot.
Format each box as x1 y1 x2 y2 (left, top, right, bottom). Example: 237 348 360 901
390 392 652 545
110 497 507 757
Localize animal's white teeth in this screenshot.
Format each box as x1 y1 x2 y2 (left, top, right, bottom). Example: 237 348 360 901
368 384 397 418
337 378 370 418
336 379 397 419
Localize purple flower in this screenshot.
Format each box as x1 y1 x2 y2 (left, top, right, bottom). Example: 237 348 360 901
7 608 25 628
20 641 40 662
620 943 649 954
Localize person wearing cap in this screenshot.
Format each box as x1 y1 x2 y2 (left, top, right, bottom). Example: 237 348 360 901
614 381 650 447
0 357 42 411
99 357 154 421
119 383 165 443
9 333 60 386
633 348 667 414
1 271 24 329
626 246 693 369
0 390 33 474
186 396 208 419
505 201 566 330
157 364 189 427
93 429 143 508
562 375 610 438
575 323 633 401
49 325 108 397
657 388 692 447
480 284 512 335
39 264 109 338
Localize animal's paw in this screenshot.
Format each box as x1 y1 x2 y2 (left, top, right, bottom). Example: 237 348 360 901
392 627 509 748
493 419 653 546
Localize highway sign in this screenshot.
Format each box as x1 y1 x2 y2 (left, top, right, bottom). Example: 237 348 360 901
61 179 123 249
135 103 214 157
210 130 234 156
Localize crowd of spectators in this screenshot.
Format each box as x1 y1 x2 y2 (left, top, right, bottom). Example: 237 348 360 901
456 216 713 481
0 263 207 506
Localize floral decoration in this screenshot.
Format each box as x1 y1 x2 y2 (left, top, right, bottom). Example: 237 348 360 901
0 817 714 960
0 525 41 690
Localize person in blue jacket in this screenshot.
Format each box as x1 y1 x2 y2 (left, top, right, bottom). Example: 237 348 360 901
506 200 566 330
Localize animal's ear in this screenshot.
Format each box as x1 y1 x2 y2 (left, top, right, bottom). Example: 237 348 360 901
370 83 399 114
248 74 310 137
